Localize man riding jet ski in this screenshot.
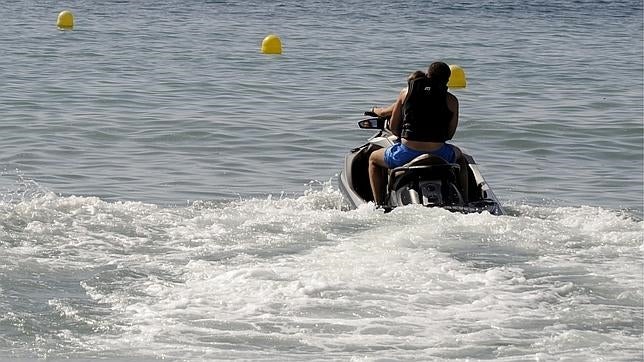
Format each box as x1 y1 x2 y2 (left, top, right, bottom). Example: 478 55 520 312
339 62 504 214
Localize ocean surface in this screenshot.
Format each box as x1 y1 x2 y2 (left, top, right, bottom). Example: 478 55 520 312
1 1 642 360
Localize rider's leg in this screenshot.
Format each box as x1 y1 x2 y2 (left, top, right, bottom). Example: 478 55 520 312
368 149 388 204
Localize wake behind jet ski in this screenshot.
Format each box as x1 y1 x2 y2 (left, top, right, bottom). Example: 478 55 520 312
339 115 504 215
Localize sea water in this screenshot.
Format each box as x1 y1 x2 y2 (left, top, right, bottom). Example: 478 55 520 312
0 1 642 360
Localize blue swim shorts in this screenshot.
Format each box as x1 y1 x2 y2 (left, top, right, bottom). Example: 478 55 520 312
384 142 456 169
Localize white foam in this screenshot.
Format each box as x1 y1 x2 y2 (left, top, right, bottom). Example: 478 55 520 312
1 190 641 359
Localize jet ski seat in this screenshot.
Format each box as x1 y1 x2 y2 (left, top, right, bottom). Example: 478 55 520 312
386 148 471 205
387 154 460 190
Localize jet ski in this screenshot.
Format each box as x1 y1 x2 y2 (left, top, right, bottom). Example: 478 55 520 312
339 115 504 215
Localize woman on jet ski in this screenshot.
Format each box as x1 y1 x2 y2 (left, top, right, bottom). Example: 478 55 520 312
370 70 426 118
368 61 459 205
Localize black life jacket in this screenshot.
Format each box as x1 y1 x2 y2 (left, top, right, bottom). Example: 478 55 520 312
401 76 453 142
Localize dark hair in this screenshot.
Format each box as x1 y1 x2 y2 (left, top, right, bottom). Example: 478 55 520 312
426 61 451 96
407 70 427 82
427 62 451 85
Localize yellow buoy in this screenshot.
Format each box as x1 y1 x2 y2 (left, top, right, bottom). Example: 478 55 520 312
57 10 74 29
261 34 282 54
448 64 467 88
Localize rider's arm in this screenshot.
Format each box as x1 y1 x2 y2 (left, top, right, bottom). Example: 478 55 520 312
388 88 408 137
372 104 394 118
373 87 409 118
446 93 459 139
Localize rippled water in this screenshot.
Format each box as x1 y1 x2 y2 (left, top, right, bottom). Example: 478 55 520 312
1 1 642 360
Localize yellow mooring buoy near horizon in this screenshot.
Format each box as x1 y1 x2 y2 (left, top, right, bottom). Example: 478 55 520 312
57 10 74 29
261 34 282 55
448 64 467 88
